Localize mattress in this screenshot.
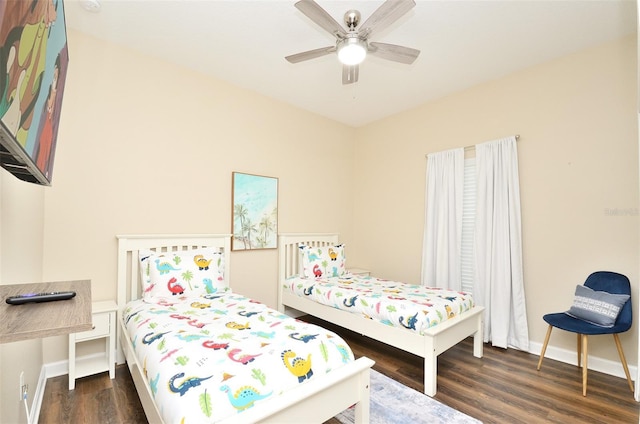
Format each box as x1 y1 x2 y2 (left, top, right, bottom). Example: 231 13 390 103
122 292 355 423
283 274 475 336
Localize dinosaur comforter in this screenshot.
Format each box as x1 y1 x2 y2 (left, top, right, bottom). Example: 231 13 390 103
283 274 475 336
122 292 354 423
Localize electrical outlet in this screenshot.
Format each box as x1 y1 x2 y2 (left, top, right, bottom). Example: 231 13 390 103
19 371 24 401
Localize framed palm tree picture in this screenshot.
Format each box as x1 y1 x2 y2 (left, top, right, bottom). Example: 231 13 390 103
232 172 278 250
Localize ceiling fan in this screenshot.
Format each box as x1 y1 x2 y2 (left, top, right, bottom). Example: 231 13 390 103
285 0 420 85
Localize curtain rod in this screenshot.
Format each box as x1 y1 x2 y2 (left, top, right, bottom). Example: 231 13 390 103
425 135 521 157
463 134 520 151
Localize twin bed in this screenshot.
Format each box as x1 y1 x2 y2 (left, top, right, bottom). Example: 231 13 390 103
116 234 374 424
277 233 484 397
116 232 484 423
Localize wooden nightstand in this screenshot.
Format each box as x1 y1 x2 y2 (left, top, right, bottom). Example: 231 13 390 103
68 300 117 390
348 268 371 276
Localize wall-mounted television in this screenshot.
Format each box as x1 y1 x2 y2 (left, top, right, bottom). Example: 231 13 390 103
0 0 69 186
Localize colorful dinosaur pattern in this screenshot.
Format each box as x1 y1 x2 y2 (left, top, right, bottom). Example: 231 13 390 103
289 332 319 343
220 384 272 411
155 259 181 274
168 372 212 396
142 331 170 345
284 273 475 336
142 247 227 298
228 348 262 365
167 277 185 295
122 291 355 423
312 264 323 277
399 312 419 330
281 350 313 383
193 254 212 271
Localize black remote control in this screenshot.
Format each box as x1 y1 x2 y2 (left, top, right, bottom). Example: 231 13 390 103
5 291 76 305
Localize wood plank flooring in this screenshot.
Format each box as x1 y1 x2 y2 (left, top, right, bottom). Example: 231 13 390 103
38 364 146 424
39 314 640 423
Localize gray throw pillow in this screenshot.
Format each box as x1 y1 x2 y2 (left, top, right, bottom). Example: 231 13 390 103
565 284 630 328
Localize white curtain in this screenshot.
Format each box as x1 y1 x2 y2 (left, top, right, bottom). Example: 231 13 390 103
421 148 464 290
474 136 529 350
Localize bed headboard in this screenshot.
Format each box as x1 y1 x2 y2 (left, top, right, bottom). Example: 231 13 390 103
116 234 232 310
277 233 339 311
278 233 340 280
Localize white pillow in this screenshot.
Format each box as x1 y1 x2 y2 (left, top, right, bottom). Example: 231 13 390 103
139 247 226 299
299 244 346 278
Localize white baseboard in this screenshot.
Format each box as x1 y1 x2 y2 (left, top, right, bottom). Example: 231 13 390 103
528 340 638 381
29 366 47 424
44 358 69 378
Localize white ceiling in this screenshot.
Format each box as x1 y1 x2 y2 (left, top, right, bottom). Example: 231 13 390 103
63 0 637 127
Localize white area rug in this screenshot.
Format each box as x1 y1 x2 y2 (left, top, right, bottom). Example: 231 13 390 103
335 369 482 424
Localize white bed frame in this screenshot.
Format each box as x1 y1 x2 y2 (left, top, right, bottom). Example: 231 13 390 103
116 233 374 424
278 233 484 397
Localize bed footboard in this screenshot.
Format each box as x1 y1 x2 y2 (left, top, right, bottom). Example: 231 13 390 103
422 306 484 396
120 308 374 424
221 357 374 423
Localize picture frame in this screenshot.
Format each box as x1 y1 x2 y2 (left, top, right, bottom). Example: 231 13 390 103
232 172 278 250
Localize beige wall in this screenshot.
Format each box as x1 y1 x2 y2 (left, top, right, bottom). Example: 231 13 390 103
40 30 356 363
351 35 639 364
0 171 45 423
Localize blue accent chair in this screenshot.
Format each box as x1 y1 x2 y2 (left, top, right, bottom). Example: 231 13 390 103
536 271 633 396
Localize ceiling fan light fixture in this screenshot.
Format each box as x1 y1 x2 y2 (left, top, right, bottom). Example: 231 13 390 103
287 0 420 84
337 37 367 66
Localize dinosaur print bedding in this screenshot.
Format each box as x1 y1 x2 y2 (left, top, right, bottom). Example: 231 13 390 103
283 274 475 336
122 292 354 423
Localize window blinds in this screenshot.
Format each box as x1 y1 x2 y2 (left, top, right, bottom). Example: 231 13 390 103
460 157 476 294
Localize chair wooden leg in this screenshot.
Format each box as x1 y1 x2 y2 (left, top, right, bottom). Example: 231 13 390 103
582 334 588 396
613 334 634 393
577 333 582 367
537 325 553 370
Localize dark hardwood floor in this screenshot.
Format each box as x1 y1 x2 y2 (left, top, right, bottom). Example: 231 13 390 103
39 364 146 424
40 315 640 423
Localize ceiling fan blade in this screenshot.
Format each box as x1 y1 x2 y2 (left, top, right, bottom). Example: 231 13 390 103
286 46 336 63
342 64 359 85
369 42 420 64
295 0 346 39
359 0 416 40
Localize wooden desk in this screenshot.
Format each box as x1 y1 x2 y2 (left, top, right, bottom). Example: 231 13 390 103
0 280 92 344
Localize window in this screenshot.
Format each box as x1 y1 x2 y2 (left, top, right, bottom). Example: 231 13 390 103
460 157 475 294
